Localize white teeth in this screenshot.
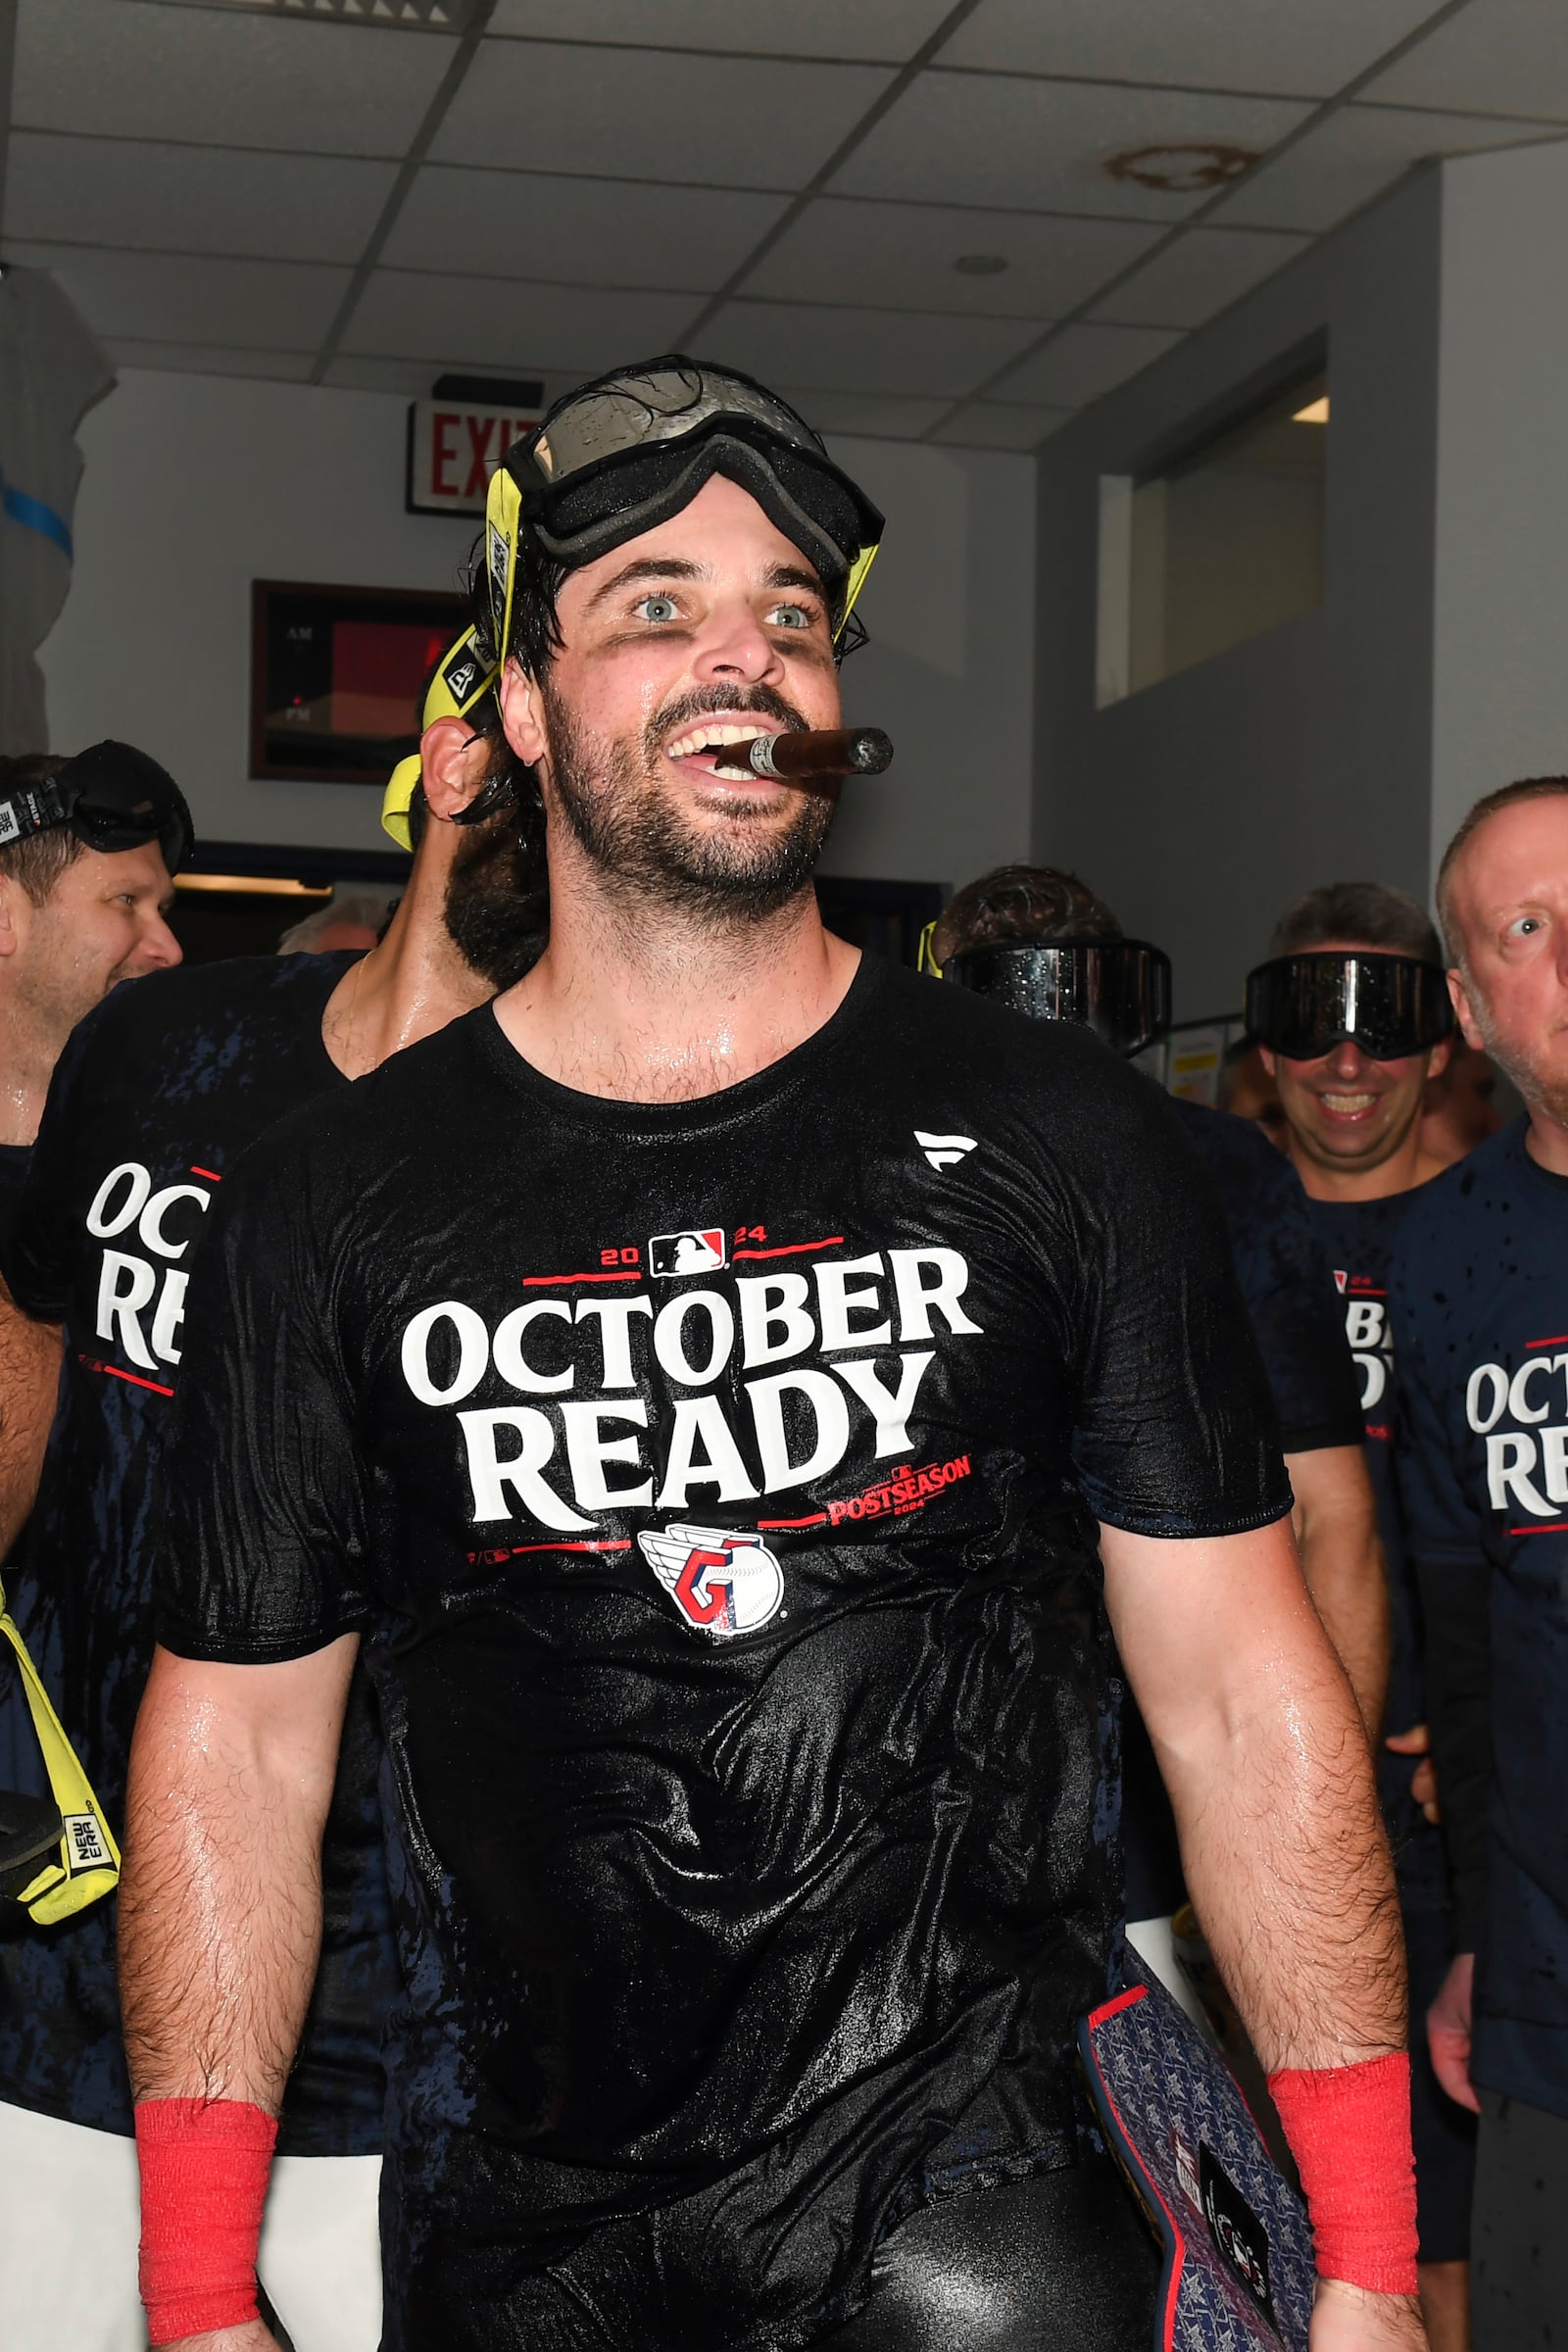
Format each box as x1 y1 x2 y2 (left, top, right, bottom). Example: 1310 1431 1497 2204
1322 1093 1377 1111
666 721 761 760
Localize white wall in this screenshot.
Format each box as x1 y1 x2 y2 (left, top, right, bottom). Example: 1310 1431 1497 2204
40 368 1035 887
1431 139 1568 880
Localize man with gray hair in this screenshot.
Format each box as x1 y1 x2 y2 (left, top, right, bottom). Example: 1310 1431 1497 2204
1388 779 1568 2348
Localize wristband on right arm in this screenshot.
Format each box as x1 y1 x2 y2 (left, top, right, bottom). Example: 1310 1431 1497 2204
134 2096 277 2346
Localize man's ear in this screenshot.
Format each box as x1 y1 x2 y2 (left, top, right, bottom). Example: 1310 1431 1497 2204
1447 965 1486 1052
0 875 24 962
418 717 494 824
499 660 548 770
1426 1031 1459 1082
1257 1044 1277 1079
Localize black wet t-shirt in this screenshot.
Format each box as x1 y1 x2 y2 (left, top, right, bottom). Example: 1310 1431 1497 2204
0 953 397 2152
159 959 1289 2350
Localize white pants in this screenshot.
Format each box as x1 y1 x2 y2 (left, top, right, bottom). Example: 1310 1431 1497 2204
0 2098 381 2352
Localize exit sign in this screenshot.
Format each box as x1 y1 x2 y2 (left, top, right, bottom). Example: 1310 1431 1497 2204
407 399 539 515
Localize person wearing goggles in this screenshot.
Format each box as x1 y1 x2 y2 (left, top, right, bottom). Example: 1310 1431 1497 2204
1249 885 1476 2352
1387 781 1568 2352
929 864 1388 1905
121 360 1418 2352
0 715 544 2352
0 741 186 1193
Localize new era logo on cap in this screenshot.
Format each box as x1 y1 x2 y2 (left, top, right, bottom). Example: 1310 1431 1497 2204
914 1131 977 1172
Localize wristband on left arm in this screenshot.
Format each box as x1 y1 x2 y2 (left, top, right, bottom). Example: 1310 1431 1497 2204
1266 2052 1419 2297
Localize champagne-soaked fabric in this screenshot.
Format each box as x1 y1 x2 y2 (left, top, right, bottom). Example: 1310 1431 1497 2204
0 954 395 2154
158 958 1289 2346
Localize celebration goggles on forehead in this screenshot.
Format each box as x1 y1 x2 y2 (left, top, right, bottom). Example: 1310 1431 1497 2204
383 357 886 850
940 938 1173 1058
0 740 192 873
1245 953 1454 1060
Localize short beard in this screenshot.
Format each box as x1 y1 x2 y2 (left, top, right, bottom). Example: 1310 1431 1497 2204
1462 974 1568 1126
540 678 836 927
442 812 547 991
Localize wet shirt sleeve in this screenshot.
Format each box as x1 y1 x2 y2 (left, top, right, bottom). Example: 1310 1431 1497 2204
1237 1166 1364 1455
1065 1079 1294 1539
155 1121 372 1664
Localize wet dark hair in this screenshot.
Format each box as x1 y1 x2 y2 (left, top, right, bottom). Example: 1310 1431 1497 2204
0 754 87 905
1268 881 1441 964
1435 776 1568 961
933 863 1122 967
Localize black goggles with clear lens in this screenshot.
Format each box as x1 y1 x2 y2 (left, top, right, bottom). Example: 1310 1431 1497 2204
505 356 885 630
944 939 1173 1058
0 741 192 875
1245 953 1453 1061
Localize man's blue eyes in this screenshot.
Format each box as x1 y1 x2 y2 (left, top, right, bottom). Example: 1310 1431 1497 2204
629 598 814 627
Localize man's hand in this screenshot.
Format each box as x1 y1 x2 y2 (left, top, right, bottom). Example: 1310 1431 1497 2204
1427 1953 1479 2112
1384 1724 1440 1824
1311 2279 1427 2348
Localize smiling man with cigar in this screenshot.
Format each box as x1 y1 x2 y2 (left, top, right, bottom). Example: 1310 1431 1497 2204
116 360 1421 2352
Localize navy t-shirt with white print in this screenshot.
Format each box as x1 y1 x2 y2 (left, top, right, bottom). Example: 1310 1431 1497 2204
156 961 1291 2350
1391 1118 1568 2119
0 954 397 2152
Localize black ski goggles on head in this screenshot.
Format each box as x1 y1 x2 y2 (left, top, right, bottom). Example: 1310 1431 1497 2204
512 357 884 631
943 939 1172 1058
0 740 192 875
1245 953 1454 1061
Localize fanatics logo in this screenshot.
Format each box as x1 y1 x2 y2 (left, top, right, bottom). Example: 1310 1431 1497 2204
914 1130 977 1172
638 1524 785 1638
649 1227 727 1278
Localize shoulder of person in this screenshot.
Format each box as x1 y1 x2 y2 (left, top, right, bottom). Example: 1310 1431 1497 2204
79 953 332 1055
872 961 1176 1113
1169 1092 1301 1201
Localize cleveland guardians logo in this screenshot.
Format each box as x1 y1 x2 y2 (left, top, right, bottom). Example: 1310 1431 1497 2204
638 1524 784 1639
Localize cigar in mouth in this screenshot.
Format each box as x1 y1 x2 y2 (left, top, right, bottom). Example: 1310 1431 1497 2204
714 728 894 780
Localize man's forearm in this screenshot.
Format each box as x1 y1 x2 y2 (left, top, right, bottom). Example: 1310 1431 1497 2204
1289 1445 1391 1741
120 1645 346 2109
0 1280 61 1559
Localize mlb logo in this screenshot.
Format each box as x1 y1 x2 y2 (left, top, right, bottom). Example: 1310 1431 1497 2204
649 1228 726 1279
63 1812 111 1875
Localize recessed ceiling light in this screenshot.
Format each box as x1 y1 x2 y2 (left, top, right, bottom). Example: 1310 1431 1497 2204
127 0 479 25
955 254 1008 276
1104 143 1260 194
1293 395 1330 424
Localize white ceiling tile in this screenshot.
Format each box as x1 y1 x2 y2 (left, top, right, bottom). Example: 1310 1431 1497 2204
691 299 1040 399
991 321 1183 405
928 401 1074 451
1210 102 1562 232
487 0 956 62
1089 225 1309 327
3 134 398 266
1363 0 1568 122
772 388 954 438
939 0 1445 99
382 167 789 293
742 199 1165 319
14 0 456 155
432 38 893 190
2 241 353 349
109 340 317 384
831 72 1312 219
340 270 695 374
321 356 450 395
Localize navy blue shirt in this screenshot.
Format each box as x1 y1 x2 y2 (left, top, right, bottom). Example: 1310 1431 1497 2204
1305 1191 1448 1917
1391 1119 1568 2118
0 954 396 2151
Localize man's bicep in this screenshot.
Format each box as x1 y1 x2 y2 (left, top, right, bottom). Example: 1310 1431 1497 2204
1102 1516 1326 1748
142 1635 359 1784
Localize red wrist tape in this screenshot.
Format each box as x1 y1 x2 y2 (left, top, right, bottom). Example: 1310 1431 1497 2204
1266 2053 1418 2296
134 2096 277 2346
